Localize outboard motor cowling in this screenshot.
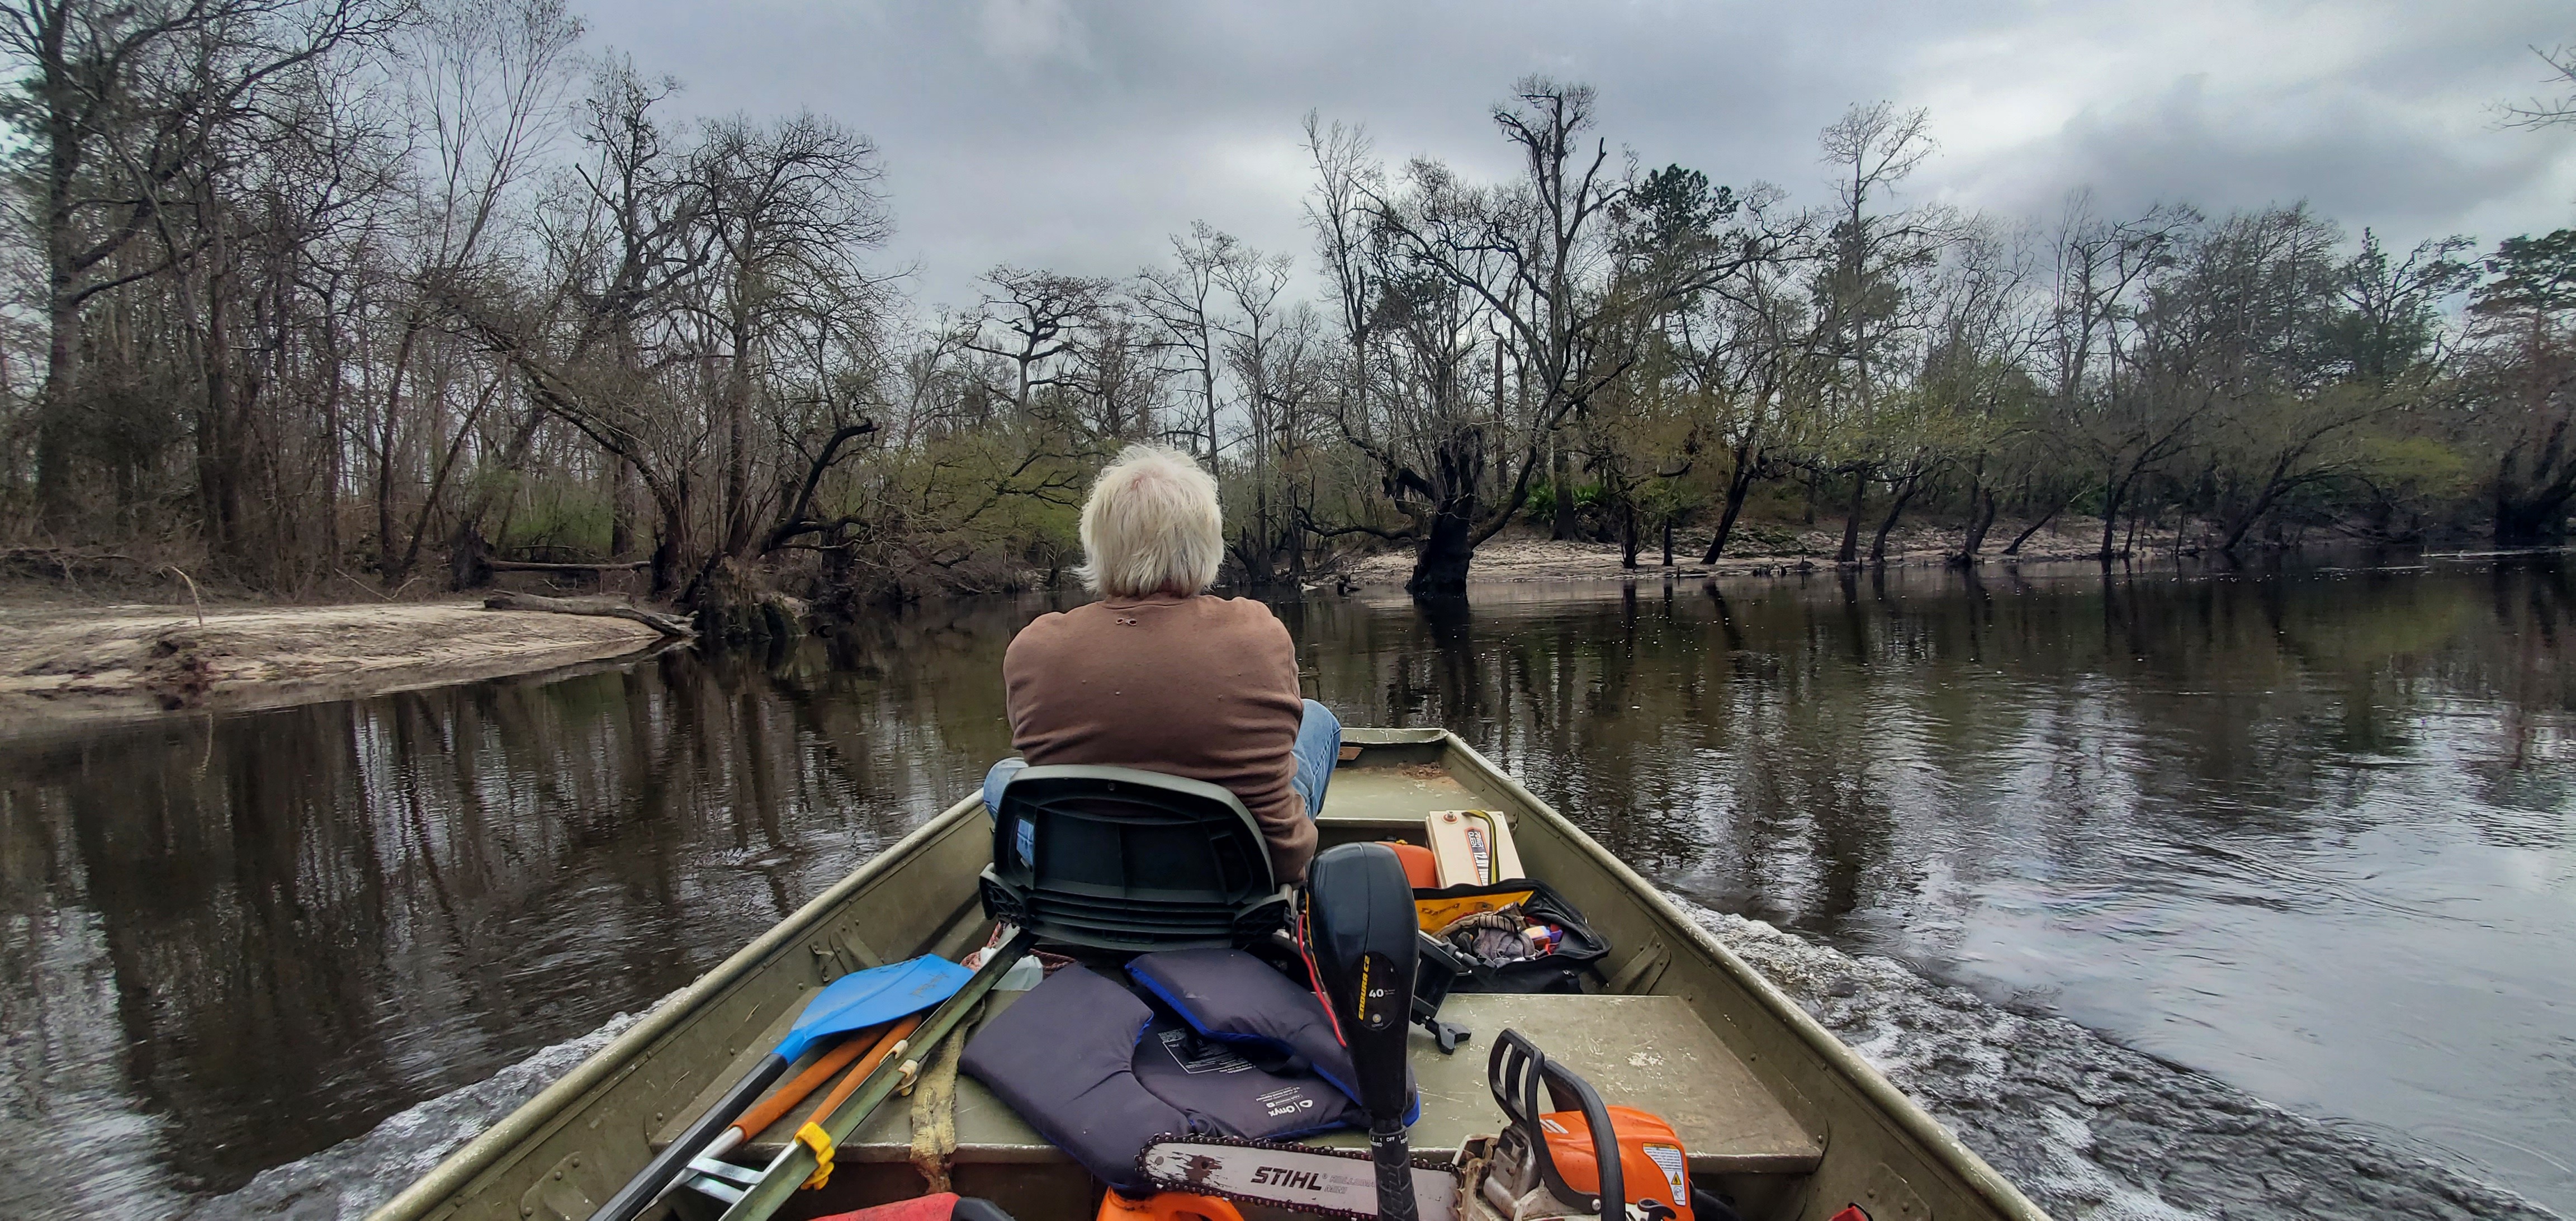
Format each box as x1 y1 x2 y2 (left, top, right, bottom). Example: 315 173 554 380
1300 843 1423 1221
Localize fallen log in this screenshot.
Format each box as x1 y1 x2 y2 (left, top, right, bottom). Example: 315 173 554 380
481 591 695 638
485 559 652 572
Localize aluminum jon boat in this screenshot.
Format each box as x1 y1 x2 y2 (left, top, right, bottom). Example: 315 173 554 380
369 729 2051 1221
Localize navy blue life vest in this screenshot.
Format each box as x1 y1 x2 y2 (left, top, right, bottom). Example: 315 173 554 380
1126 948 1417 1125
961 949 1408 1190
959 964 1195 1191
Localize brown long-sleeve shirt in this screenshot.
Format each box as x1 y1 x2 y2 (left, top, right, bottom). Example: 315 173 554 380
1002 593 1316 882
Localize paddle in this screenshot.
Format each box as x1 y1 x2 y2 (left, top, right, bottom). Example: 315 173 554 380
712 926 1039 1221
587 953 974 1221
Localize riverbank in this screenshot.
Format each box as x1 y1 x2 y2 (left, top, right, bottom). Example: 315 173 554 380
1343 515 2160 586
0 600 669 740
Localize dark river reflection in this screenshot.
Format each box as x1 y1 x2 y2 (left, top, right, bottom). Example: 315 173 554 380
2 559 2571 1217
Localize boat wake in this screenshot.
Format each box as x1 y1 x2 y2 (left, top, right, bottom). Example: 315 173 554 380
186 1007 652 1221
1670 900 2560 1221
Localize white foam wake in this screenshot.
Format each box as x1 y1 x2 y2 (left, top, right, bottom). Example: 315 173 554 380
187 1009 650 1221
1671 900 2559 1221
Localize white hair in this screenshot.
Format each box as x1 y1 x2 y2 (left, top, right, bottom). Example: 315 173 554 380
1077 444 1224 597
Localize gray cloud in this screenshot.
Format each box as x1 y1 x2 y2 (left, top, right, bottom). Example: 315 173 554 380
583 0 2576 307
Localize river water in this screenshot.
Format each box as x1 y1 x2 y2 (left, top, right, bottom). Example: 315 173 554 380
1 558 2569 1219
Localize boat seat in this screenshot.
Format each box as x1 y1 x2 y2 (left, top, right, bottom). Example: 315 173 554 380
977 764 1293 952
678 990 1823 1179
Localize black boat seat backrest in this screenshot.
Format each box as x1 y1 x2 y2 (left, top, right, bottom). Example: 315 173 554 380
977 764 1290 952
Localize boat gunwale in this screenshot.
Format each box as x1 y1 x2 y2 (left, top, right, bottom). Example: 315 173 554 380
375 726 2049 1221
364 793 990 1221
1426 729 2052 1221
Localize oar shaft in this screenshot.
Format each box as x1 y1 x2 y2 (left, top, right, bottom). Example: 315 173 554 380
586 1053 787 1221
801 1014 923 1125
731 1022 888 1141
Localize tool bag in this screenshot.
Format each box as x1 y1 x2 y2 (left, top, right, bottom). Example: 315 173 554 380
1412 879 1609 995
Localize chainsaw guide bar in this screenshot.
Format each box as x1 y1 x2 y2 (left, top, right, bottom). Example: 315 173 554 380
1136 1135 1464 1221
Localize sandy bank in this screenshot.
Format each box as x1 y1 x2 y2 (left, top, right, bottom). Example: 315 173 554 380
1344 517 2160 586
0 600 668 740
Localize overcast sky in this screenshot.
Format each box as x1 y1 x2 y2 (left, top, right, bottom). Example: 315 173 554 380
583 0 2576 310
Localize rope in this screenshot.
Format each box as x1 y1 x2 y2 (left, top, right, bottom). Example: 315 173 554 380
908 997 982 1193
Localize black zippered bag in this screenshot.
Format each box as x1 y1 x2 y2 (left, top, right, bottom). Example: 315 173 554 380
1410 878 1610 995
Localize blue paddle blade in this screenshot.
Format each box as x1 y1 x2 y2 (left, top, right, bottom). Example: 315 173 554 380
774 954 974 1064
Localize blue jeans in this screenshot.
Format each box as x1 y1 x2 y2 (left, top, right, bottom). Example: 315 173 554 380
984 701 1343 860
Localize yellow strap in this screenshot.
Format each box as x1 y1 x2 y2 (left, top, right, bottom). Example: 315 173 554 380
795 1121 836 1190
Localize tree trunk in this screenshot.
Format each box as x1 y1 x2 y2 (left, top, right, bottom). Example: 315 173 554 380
320 307 345 571
2003 493 2072 556
608 459 634 557
1661 518 1674 567
725 287 761 557
1702 449 1758 563
1202 354 1219 463
1869 475 1918 565
649 495 688 597
1836 476 1864 565
34 275 79 528
2493 453 2576 546
1408 505 1476 595
484 591 694 637
2099 474 2128 561
2494 496 2568 547
198 223 242 561
1619 501 1641 569
450 520 493 590
32 62 83 529
376 320 423 583
1550 434 1575 541
1956 484 1997 562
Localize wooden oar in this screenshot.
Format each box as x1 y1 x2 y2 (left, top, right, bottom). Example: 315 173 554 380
790 1012 925 1133
586 954 972 1221
699 1019 893 1163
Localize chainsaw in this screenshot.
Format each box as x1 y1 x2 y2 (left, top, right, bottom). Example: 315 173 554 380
1137 1029 1706 1221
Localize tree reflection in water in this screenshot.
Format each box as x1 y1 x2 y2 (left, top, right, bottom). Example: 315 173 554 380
2 559 2569 1214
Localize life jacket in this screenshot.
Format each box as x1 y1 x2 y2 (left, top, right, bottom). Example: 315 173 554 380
1133 1014 1362 1139
962 950 1402 1191
959 964 1196 1192
1125 948 1417 1125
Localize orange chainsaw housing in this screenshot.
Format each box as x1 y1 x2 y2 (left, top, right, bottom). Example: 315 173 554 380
1095 1192 1244 1221
1536 1105 1696 1221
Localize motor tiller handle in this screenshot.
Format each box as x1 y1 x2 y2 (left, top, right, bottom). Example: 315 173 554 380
1301 843 1421 1221
1488 1029 1623 1220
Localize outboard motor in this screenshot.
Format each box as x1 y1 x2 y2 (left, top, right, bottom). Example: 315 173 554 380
1300 843 1423 1221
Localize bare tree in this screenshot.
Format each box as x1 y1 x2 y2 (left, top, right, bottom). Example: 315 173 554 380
2 0 405 530
2502 43 2576 129
1136 222 1238 460
964 265 1108 417
1347 78 1749 592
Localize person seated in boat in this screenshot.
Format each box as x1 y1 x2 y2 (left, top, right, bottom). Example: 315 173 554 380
982 444 1338 883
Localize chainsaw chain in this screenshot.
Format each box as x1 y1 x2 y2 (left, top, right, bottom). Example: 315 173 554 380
1133 1133 1456 1221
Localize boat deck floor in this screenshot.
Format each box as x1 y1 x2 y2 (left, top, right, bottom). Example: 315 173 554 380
652 754 1822 1196
675 989 1820 1177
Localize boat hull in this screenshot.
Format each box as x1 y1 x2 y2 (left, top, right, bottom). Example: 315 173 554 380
368 729 2049 1221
